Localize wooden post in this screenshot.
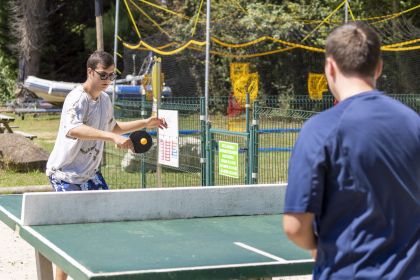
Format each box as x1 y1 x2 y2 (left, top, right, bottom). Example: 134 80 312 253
95 0 104 51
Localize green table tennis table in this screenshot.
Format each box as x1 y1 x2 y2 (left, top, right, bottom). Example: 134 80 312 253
0 185 313 280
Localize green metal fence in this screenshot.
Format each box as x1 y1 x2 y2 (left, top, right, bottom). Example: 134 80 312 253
101 94 419 189
255 106 317 184
102 97 202 189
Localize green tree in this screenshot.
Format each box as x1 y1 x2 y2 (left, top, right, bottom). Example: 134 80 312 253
1 0 418 103
0 0 17 103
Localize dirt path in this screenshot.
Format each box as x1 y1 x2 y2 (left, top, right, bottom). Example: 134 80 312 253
0 222 36 279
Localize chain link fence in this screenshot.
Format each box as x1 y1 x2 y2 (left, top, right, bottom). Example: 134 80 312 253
101 94 419 189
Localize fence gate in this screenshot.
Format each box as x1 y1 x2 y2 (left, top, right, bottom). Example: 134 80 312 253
203 95 258 186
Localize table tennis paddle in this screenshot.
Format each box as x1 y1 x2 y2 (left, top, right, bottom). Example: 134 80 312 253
129 130 153 154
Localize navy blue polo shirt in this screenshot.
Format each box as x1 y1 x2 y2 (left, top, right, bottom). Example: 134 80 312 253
284 91 420 279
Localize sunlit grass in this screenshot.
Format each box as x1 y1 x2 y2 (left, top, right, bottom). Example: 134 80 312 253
1 111 304 188
0 113 59 187
0 169 50 187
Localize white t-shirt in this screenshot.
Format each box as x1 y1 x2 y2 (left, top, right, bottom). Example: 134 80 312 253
46 85 116 184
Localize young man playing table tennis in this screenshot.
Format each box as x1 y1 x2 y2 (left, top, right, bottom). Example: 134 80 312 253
283 22 419 279
46 51 167 280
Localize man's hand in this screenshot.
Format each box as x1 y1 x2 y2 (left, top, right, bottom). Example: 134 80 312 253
113 134 134 151
146 117 168 129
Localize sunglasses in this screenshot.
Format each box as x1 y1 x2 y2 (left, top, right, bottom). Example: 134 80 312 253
94 69 117 81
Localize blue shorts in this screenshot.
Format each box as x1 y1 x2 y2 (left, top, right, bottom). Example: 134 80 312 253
49 171 109 192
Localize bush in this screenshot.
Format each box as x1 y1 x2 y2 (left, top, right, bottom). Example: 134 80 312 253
0 55 17 104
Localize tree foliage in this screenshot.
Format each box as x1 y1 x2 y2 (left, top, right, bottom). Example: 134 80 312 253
0 0 418 103
0 0 17 103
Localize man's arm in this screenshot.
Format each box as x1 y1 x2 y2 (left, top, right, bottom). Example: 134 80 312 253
67 117 167 150
283 212 317 250
112 117 167 135
68 125 133 150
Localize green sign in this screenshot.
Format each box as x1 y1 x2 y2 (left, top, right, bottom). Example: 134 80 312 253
218 141 239 178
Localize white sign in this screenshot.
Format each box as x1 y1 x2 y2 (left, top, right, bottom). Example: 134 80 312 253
158 109 179 168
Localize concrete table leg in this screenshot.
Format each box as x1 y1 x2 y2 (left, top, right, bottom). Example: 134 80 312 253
35 250 53 280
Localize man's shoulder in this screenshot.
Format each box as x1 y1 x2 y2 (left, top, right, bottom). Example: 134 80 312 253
302 107 341 136
306 91 381 131
340 91 418 125
380 94 419 118
64 85 86 103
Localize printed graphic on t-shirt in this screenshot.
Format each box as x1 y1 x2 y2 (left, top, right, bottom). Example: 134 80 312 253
80 146 100 161
68 102 80 124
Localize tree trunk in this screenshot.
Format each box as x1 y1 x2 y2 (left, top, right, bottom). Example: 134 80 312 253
10 0 47 82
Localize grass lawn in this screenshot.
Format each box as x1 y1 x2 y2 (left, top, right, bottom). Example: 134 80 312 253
1 110 302 188
0 113 60 187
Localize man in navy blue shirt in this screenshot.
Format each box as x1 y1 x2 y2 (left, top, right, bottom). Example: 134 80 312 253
283 22 419 279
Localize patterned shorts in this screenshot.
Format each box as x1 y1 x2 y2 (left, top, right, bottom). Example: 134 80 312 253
49 171 109 192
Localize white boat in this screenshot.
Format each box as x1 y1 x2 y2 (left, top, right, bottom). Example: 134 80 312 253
23 76 172 105
24 76 83 105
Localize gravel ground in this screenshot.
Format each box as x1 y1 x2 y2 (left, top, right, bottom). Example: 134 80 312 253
0 222 74 280
0 221 37 280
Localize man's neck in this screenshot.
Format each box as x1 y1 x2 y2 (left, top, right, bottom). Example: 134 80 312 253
82 82 101 100
336 76 376 101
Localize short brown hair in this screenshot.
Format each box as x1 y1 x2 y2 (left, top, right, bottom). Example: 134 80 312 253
325 22 381 77
86 51 114 70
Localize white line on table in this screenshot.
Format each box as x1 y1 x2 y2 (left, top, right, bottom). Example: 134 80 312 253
234 242 287 263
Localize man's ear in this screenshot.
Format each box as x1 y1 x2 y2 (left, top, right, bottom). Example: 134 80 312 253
325 57 336 80
374 59 383 80
87 67 93 78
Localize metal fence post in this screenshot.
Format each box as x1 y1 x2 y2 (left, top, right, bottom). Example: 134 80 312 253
200 97 207 186
245 91 251 184
251 101 259 184
207 121 215 186
140 92 147 188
